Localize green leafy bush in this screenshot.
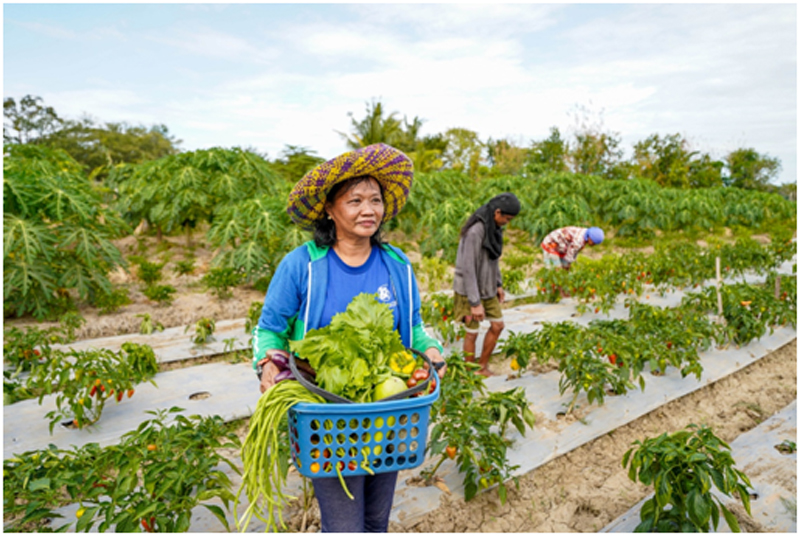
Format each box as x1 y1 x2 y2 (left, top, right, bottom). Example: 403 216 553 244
137 260 165 286
186 317 216 345
137 313 164 334
623 424 753 532
3 144 129 319
93 287 132 315
142 284 176 306
3 408 240 532
173 258 196 276
202 267 245 299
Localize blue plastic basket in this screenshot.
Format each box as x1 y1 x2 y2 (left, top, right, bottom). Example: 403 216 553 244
287 372 440 478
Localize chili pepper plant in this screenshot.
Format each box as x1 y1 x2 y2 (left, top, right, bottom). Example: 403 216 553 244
623 424 753 532
3 408 241 533
424 353 534 503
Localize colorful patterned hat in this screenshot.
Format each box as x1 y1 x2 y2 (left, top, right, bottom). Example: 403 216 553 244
287 143 414 231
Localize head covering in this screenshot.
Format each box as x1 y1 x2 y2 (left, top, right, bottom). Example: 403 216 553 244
586 227 604 245
466 192 521 260
287 143 413 232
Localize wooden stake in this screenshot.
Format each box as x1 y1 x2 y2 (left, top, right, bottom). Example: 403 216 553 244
775 275 781 299
716 257 723 317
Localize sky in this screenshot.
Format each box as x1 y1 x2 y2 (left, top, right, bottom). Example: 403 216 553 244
3 3 797 185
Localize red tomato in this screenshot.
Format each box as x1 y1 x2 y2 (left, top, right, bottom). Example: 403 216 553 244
412 369 429 382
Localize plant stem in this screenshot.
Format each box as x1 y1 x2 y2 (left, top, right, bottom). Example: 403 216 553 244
425 454 447 482
567 390 580 414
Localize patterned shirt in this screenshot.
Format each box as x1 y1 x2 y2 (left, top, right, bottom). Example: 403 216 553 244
541 226 588 265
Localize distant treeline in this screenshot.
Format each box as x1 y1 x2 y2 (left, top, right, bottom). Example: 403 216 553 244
3 95 795 200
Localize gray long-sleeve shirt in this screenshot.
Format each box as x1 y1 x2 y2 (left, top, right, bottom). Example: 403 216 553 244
453 222 502 306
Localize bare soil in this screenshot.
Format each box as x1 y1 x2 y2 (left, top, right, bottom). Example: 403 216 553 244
278 339 797 533
4 234 265 340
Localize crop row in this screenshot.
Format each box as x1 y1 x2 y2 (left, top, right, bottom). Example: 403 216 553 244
502 275 796 414
422 238 795 346
528 235 795 314
4 144 796 320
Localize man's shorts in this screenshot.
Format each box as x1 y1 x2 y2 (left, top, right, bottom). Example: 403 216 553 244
453 293 503 332
543 251 570 269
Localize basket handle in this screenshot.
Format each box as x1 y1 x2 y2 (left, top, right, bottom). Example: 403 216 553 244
288 348 438 404
288 354 352 404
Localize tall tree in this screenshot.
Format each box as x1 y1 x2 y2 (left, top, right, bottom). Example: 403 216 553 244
486 138 529 176
270 145 325 183
3 95 64 144
46 119 180 181
566 104 625 179
633 133 723 188
406 133 448 173
527 127 569 174
724 148 781 190
337 99 402 149
441 128 483 180
4 95 180 181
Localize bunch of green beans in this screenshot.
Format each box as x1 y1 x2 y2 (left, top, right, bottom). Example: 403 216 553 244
235 381 324 532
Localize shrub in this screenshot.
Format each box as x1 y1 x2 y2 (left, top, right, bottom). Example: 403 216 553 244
142 284 176 306
202 267 245 299
623 424 753 532
137 260 165 286
93 287 132 315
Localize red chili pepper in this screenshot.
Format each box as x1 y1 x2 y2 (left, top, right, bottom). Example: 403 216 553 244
89 385 97 397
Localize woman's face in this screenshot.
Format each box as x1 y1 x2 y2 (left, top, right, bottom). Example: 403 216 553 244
493 209 515 227
325 177 385 242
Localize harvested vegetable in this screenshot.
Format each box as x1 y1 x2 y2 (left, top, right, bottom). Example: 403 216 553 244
289 293 407 403
235 381 324 532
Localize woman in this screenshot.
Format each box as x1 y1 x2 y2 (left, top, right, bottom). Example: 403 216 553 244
540 226 604 271
452 192 520 377
252 143 446 533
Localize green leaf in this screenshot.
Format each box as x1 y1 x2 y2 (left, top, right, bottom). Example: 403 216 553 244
75 506 99 532
28 477 51 491
710 501 720 531
687 487 711 527
720 503 741 532
201 503 231 531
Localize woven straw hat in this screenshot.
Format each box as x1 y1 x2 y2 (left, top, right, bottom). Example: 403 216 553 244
287 143 413 231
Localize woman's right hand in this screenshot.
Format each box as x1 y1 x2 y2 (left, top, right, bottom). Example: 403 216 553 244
259 361 281 393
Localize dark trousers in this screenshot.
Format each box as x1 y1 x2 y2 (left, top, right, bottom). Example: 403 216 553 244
312 471 398 532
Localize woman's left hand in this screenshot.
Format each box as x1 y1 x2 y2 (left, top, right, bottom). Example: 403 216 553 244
425 348 447 379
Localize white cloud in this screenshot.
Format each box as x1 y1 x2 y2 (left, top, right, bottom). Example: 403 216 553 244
11 20 126 41
5 4 793 183
145 25 279 64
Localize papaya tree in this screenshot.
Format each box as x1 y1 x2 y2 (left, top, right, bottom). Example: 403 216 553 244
3 144 129 319
110 147 286 245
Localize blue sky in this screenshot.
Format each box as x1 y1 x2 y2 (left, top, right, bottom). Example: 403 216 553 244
3 3 797 184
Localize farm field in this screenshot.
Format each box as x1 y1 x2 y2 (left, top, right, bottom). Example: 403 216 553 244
4 258 796 532
3 143 798 533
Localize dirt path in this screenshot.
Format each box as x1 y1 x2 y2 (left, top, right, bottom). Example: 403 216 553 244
396 339 797 533
276 339 796 533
